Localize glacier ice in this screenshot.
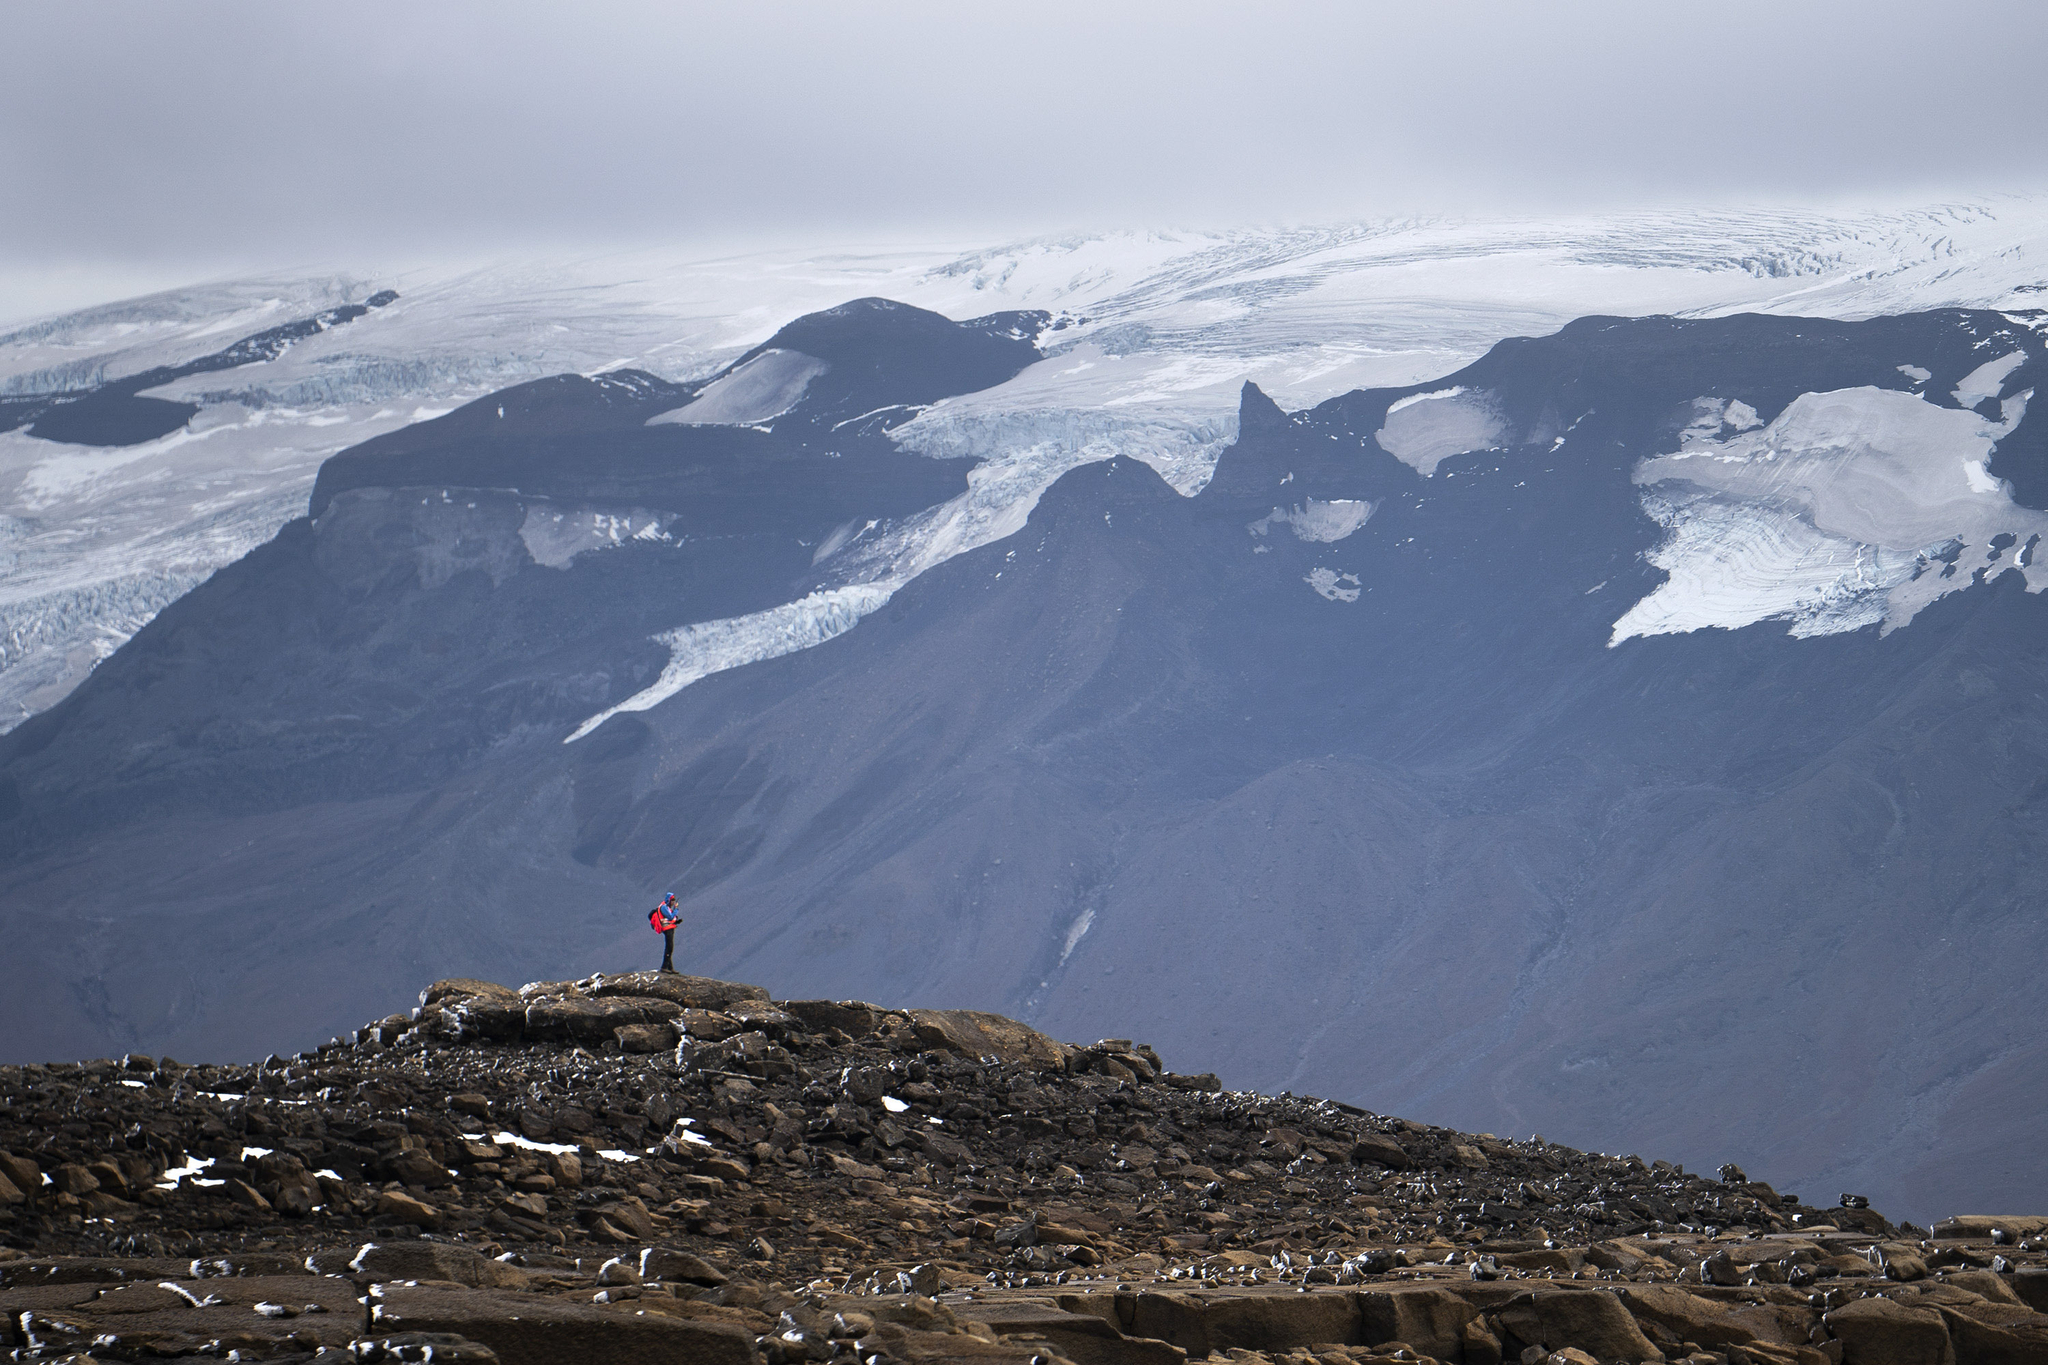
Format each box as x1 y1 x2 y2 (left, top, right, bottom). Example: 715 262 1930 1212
17 198 2048 728
1613 385 2048 644
564 584 894 742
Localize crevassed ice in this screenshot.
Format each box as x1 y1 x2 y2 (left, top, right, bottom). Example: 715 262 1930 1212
1612 385 2048 644
564 584 894 742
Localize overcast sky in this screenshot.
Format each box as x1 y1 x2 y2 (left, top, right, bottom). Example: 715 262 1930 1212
5 0 2047 322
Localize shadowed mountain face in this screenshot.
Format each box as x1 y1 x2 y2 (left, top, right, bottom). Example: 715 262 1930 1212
3 300 2046 1224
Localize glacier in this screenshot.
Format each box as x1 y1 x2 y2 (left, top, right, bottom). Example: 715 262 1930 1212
1613 383 2046 644
13 197 2048 725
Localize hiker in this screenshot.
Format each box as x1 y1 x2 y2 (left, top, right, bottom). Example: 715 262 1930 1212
649 892 681 972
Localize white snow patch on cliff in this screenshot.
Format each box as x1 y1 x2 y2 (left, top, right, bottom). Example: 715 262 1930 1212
1374 389 1506 476
1952 351 2027 409
1250 498 1377 543
1305 568 1363 602
646 349 828 426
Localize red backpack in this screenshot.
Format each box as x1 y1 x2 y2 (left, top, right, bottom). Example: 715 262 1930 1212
648 903 676 931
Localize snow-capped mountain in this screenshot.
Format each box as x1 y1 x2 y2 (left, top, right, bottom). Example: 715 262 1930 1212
7 199 2048 727
6 202 2048 1226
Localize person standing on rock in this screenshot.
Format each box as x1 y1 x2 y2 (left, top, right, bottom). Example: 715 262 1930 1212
649 893 682 972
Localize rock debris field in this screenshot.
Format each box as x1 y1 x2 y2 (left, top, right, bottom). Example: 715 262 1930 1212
2 972 2045 1364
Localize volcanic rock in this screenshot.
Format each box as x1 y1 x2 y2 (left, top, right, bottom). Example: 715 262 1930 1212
0 973 2044 1364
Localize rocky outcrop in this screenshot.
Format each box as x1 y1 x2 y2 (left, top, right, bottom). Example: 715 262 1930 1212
1 974 2044 1363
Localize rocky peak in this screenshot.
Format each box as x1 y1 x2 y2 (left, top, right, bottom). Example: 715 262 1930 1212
0 974 2041 1363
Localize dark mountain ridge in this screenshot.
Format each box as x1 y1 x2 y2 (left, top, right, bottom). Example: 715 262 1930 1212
2 301 2044 1227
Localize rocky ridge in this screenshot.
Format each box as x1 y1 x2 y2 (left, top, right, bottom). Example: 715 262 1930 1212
2 972 2044 1364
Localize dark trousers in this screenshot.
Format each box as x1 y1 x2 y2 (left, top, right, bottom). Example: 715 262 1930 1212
660 927 675 971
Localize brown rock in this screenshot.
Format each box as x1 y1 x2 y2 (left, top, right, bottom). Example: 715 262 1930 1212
1351 1134 1412 1170
906 1008 1074 1070
52 1164 99 1196
419 978 520 1010
1618 1285 1786 1349
1823 1296 1954 1365
1931 1216 2048 1241
779 999 883 1037
966 1299 1183 1365
346 1241 530 1289
0 1152 40 1196
677 1009 744 1041
0 1170 22 1205
582 971 769 1011
614 1022 679 1053
375 1189 442 1228
524 995 681 1043
1356 1285 1481 1357
1942 1270 2025 1306
1493 1288 1665 1362
382 1147 456 1188
370 1283 757 1365
1206 1291 1362 1352
2012 1269 2048 1313
1936 1302 2048 1363
640 1248 728 1285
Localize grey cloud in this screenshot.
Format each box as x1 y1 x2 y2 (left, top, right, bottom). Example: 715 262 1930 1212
4 0 2048 318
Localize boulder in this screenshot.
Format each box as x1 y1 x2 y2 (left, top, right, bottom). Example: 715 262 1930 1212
373 1190 441 1228
639 1247 728 1285
419 979 520 1010
0 1152 41 1196
964 1300 1184 1365
613 1022 678 1053
1492 1288 1665 1362
2012 1269 2048 1313
1935 1302 2048 1363
368 1283 757 1365
677 1009 744 1041
1356 1285 1481 1357
779 999 884 1037
523 994 681 1042
906 1008 1074 1070
1618 1284 1789 1349
338 1241 531 1289
380 1147 456 1188
1822 1296 1954 1365
434 994 528 1042
1209 1290 1362 1352
1931 1216 2048 1241
1351 1134 1412 1170
581 972 768 1011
